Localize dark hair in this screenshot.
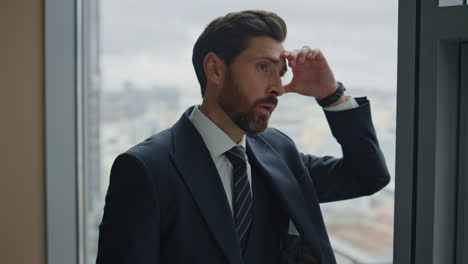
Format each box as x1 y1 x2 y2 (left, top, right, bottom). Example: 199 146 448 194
192 10 287 98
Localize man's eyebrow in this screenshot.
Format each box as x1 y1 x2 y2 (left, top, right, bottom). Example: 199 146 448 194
257 56 287 75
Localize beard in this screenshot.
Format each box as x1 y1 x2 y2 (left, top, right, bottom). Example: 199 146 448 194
216 71 273 134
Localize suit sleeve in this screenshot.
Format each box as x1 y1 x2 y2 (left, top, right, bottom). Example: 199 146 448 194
96 152 161 263
282 96 390 203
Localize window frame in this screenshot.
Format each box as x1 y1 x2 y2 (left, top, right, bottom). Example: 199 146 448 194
456 42 468 264
395 1 468 263
44 0 82 263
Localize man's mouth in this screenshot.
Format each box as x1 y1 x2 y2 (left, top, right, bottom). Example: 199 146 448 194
257 104 275 114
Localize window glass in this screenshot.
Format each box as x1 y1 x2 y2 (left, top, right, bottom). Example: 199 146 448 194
82 1 397 263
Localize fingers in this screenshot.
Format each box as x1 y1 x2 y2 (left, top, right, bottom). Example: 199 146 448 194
309 48 323 61
296 46 311 64
304 48 322 63
289 46 310 66
289 49 300 67
281 50 290 57
283 46 322 67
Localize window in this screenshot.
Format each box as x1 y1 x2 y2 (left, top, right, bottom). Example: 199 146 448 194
79 1 398 263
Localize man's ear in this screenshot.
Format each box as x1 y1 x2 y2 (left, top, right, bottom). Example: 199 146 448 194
203 52 226 87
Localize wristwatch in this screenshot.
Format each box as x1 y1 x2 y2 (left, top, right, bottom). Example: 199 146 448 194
316 81 346 107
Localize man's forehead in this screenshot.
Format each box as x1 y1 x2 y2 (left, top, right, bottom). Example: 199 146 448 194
244 36 285 55
239 37 287 70
252 54 286 64
244 45 285 61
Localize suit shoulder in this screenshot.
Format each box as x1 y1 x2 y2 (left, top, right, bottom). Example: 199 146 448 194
258 127 296 146
123 128 173 167
253 127 298 154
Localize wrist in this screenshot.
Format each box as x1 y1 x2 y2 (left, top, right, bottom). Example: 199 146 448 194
316 81 346 107
316 82 339 101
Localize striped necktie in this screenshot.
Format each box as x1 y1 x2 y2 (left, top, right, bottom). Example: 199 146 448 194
224 145 253 254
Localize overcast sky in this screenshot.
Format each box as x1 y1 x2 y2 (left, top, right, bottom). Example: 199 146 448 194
100 0 399 95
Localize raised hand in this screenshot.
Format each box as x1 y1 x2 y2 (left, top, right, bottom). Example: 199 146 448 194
281 46 339 100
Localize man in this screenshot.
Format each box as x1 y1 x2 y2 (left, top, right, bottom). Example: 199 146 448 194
96 10 390 264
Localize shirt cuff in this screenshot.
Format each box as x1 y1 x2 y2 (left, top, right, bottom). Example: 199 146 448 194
322 95 359 111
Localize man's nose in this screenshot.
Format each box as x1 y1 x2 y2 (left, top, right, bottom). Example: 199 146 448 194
268 76 285 97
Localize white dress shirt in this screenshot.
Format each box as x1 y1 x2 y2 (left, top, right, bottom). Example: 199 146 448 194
189 104 252 217
189 95 359 232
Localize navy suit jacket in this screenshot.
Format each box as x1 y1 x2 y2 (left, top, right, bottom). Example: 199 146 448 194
96 96 391 264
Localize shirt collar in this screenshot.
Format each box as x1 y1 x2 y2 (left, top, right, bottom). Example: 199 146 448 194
189 104 246 158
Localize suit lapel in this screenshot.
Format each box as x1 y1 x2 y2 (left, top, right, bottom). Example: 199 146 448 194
246 135 324 263
169 106 244 264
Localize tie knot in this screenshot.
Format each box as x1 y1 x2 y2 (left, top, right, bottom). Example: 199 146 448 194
224 145 247 166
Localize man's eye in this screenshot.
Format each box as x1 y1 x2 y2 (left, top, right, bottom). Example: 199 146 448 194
259 63 268 71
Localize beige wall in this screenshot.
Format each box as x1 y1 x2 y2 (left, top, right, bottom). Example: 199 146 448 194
0 0 45 264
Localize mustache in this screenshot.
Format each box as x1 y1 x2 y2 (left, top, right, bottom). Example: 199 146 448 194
256 97 278 107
